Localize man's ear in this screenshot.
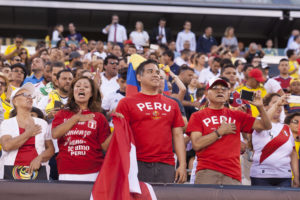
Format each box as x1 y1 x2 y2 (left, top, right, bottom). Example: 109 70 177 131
137 73 142 82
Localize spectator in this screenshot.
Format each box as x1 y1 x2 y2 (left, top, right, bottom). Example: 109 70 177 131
23 58 45 85
52 77 112 181
285 78 300 114
10 56 22 66
230 46 240 64
4 35 29 60
287 35 300 54
250 94 299 187
102 14 127 47
176 21 196 52
244 42 265 64
236 68 267 117
188 74 199 100
151 18 172 44
198 57 221 85
100 55 120 99
116 60 186 183
0 73 12 120
111 44 123 58
67 22 83 45
174 49 190 67
285 112 300 147
52 24 64 47
286 29 300 49
192 53 206 76
130 21 149 49
274 58 292 92
235 59 245 83
186 77 271 185
10 63 27 89
287 49 300 79
196 27 218 54
162 50 179 76
262 67 284 96
34 61 52 91
68 51 81 69
251 56 262 68
168 40 180 58
264 39 278 56
221 26 238 49
0 83 54 180
84 41 107 61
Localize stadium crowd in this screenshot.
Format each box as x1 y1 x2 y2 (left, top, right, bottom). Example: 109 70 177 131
0 14 299 188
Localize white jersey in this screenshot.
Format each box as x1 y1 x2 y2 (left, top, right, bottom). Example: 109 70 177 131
250 122 294 178
264 78 282 94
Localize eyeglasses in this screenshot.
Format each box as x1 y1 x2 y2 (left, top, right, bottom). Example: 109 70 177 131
0 81 6 87
12 69 25 74
291 119 299 124
16 41 22 44
20 52 27 55
14 59 21 62
14 92 35 99
210 86 228 92
109 61 119 65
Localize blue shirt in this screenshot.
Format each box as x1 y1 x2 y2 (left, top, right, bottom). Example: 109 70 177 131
23 74 44 85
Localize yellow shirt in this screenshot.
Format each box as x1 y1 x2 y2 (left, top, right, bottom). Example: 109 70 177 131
235 85 267 117
45 90 65 114
4 44 29 58
289 60 299 79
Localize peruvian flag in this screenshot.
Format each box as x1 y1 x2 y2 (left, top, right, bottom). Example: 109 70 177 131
90 116 157 200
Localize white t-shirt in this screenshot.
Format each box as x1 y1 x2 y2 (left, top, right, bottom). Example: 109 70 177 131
174 57 188 67
176 30 196 52
100 72 120 99
264 78 282 94
129 31 149 47
198 67 220 84
83 51 107 61
250 122 294 178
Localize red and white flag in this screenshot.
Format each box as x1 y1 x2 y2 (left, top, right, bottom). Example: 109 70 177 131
90 116 157 200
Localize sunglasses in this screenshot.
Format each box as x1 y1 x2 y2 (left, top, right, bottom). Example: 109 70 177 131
109 61 119 65
0 81 6 87
20 52 27 55
16 41 22 44
14 92 35 99
14 59 21 62
291 119 299 124
12 69 25 74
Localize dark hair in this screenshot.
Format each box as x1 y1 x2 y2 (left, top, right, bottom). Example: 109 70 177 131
56 69 72 80
279 58 289 64
196 88 205 99
51 61 65 71
220 58 232 68
104 54 119 65
136 59 158 76
178 66 194 74
45 61 52 70
66 76 101 113
234 59 243 68
287 49 295 58
294 35 300 41
10 106 44 119
213 57 221 63
118 67 128 80
263 93 280 106
162 50 174 61
72 61 83 69
243 63 253 72
284 112 300 124
15 34 23 39
56 39 68 48
159 44 169 52
180 48 190 55
159 18 166 22
221 64 236 75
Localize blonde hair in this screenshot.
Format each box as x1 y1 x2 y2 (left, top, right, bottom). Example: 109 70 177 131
224 26 235 37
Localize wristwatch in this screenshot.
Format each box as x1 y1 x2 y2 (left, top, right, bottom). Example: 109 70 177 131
215 130 222 139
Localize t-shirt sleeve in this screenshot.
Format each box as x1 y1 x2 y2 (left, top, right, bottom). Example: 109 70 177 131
115 98 130 122
186 112 203 136
98 114 111 144
236 110 256 133
45 124 52 140
52 110 65 130
172 102 185 128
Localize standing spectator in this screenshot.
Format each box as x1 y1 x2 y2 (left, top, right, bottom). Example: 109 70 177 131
102 14 127 47
151 18 172 44
129 21 149 48
244 42 265 64
221 26 238 49
67 22 83 45
4 35 29 60
100 55 120 99
287 49 300 79
0 83 54 180
264 39 278 56
186 77 271 185
198 57 221 85
174 49 190 67
274 58 292 92
250 94 299 187
176 21 196 52
287 35 300 54
52 24 64 47
52 77 112 181
116 60 187 183
287 29 300 49
197 27 218 54
23 58 44 85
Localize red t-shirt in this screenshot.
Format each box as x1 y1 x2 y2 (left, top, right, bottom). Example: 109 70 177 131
116 93 184 166
274 76 292 90
52 109 110 174
14 128 38 166
186 107 256 181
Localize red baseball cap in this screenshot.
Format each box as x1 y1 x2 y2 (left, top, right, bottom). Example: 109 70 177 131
248 68 265 83
206 77 229 90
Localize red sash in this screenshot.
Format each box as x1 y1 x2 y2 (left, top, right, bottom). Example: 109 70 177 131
259 125 290 164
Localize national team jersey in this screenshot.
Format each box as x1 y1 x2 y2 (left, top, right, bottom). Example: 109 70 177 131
116 93 184 166
274 76 292 91
250 123 294 178
52 109 110 175
186 107 256 182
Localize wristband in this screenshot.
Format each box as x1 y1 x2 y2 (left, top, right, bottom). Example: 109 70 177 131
215 130 222 139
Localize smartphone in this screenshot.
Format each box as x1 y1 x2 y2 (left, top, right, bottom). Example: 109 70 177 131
240 90 254 102
54 101 64 109
287 95 300 104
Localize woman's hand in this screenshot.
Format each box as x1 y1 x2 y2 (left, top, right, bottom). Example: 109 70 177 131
75 110 95 122
25 124 42 137
28 156 42 175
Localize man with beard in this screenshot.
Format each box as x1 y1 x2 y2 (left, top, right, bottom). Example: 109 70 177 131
23 57 44 84
34 61 52 91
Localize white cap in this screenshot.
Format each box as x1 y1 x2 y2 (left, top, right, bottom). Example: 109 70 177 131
206 77 229 90
10 82 35 107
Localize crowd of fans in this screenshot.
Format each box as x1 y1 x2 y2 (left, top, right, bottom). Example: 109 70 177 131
0 14 299 188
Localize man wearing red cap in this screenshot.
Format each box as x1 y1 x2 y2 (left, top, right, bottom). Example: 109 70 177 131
186 77 271 185
236 68 267 117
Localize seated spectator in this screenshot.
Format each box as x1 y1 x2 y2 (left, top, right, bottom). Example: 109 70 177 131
274 58 292 92
251 56 262 68
10 56 22 65
168 40 180 58
18 48 31 72
198 57 221 85
235 59 245 84
196 26 218 54
174 49 190 67
9 63 27 89
0 73 10 121
23 58 45 85
244 42 265 64
111 44 123 58
250 94 299 187
52 77 112 181
263 39 278 56
130 21 149 49
287 49 300 79
262 67 284 96
284 113 300 158
221 26 238 49
34 61 52 92
162 50 180 77
84 41 107 61
0 83 54 180
4 35 29 61
285 78 300 114
192 53 206 76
